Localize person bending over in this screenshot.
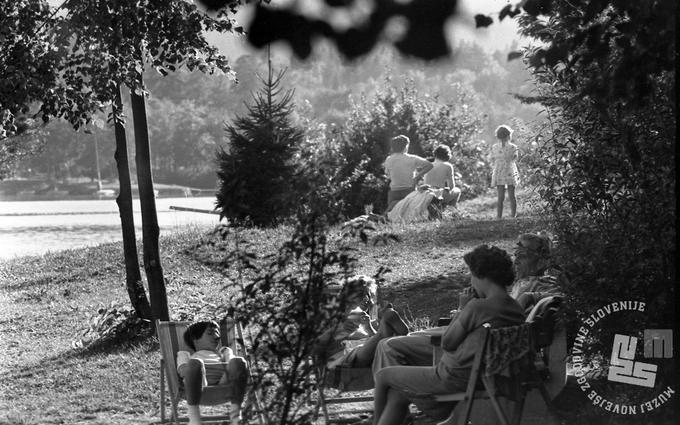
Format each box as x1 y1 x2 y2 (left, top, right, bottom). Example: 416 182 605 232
372 245 525 425
178 320 248 425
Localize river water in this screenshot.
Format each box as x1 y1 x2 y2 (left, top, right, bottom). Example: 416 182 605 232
0 197 222 259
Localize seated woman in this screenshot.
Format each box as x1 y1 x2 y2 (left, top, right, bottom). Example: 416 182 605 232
423 144 462 208
372 245 525 425
315 275 409 370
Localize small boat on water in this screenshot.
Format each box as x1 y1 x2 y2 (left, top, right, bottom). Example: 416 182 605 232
95 189 117 199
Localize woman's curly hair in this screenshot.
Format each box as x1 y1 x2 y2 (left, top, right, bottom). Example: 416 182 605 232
463 244 515 287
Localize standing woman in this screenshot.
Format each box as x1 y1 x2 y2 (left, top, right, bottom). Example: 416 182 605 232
488 125 520 219
384 135 432 213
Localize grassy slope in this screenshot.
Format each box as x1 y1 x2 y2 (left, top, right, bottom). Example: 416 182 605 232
0 189 550 424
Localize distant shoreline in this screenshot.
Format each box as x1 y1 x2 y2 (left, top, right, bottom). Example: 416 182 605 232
0 178 215 202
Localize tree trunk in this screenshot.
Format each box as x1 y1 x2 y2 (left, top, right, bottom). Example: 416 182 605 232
130 86 169 321
112 84 152 320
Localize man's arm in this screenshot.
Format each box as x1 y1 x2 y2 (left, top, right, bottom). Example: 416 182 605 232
413 159 434 184
446 164 454 188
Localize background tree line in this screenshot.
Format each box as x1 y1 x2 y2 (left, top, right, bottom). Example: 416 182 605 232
7 39 541 191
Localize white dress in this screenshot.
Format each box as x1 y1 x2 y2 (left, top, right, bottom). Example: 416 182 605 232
489 142 520 187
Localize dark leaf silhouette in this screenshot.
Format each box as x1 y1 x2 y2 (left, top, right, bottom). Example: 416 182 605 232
474 14 493 28
507 50 523 61
247 0 459 60
499 4 522 20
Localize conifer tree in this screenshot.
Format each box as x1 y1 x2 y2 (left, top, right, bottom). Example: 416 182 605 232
216 54 304 226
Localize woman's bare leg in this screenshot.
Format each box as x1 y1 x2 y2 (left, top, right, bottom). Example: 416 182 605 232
353 308 408 367
376 389 411 425
496 185 505 219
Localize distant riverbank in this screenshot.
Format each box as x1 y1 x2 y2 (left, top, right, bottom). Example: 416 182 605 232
0 178 215 201
0 197 221 259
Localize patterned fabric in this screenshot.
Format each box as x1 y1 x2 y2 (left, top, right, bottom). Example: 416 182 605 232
484 324 532 376
488 142 520 186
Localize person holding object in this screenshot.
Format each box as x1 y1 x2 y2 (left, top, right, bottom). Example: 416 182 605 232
384 135 433 213
177 320 249 425
315 275 409 369
488 125 520 219
371 245 525 425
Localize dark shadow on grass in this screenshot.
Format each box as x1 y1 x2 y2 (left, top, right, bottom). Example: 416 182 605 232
0 324 158 385
382 272 468 325
400 215 551 245
69 318 158 358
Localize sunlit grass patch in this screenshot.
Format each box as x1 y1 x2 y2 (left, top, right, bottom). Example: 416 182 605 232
0 188 552 424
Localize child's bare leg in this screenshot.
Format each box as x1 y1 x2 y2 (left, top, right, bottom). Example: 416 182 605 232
226 356 248 425
507 185 517 217
496 186 505 218
184 359 206 425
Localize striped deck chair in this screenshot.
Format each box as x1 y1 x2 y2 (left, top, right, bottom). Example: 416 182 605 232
313 281 382 423
156 316 263 424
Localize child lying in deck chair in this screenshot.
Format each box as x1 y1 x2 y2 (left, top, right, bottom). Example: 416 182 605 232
178 320 248 425
315 275 410 369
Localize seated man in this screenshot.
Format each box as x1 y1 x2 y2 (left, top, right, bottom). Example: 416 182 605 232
178 320 249 425
510 233 566 312
372 245 525 425
315 275 409 370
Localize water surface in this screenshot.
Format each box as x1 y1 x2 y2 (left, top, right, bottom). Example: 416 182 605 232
0 197 221 259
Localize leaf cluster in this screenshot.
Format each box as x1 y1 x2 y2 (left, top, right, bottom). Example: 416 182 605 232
1 0 243 139
245 0 457 60
316 76 487 216
72 300 150 349
208 214 385 423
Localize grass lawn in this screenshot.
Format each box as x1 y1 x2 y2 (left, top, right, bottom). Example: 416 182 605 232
0 188 635 424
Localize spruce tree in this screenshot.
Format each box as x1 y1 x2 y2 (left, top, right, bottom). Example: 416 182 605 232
216 57 304 226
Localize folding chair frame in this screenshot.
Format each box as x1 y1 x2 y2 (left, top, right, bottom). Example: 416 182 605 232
156 317 264 425
313 363 374 423
431 323 552 425
313 284 383 423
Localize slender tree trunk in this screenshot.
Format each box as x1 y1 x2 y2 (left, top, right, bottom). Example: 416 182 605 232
112 84 152 320
130 85 169 321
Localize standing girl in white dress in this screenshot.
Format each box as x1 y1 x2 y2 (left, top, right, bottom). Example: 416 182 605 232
488 125 520 219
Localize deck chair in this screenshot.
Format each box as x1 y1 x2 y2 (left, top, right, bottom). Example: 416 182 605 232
428 322 552 425
156 316 263 425
313 283 382 423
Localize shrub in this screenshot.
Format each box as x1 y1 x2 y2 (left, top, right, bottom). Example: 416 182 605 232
527 66 675 356
331 76 487 216
209 213 388 424
216 68 305 226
